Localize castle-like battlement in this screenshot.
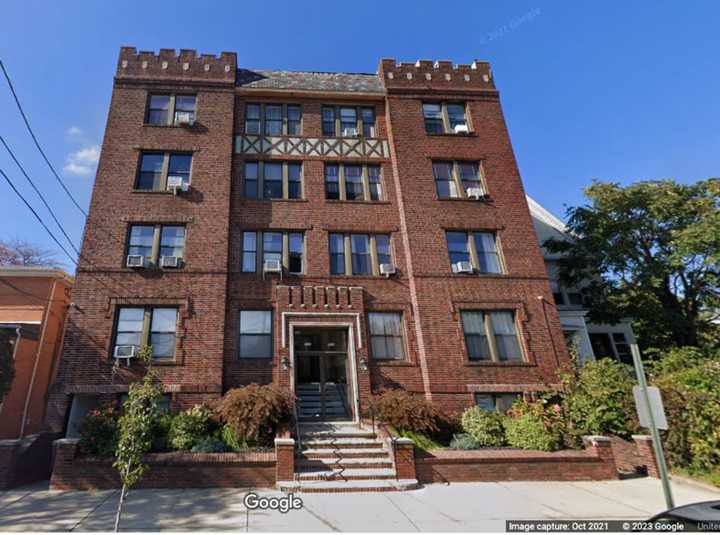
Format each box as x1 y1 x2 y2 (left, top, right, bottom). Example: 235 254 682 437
378 58 495 92
116 47 237 84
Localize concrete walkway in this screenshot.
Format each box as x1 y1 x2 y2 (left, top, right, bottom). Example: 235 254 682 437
0 478 717 531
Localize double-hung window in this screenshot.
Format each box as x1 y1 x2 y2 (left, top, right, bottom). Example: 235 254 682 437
321 105 376 137
113 306 178 360
146 94 196 126
329 233 392 276
136 152 192 191
461 310 523 362
244 161 302 200
433 161 485 199
127 224 186 267
239 310 272 359
244 103 302 136
368 312 405 360
422 102 468 134
324 163 383 201
242 231 304 275
446 231 502 274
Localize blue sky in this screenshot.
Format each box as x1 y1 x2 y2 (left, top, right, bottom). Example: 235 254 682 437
2 1 719 271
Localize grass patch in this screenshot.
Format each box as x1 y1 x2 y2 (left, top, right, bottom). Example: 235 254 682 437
672 467 720 488
398 429 442 451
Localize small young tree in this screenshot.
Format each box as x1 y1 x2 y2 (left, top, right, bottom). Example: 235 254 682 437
112 346 163 532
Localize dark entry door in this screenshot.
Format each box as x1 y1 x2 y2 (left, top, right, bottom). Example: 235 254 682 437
294 328 350 420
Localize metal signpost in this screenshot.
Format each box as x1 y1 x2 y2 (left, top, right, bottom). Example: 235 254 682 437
631 343 674 509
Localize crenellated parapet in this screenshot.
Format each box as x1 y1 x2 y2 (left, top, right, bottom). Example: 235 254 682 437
378 58 495 93
116 47 237 85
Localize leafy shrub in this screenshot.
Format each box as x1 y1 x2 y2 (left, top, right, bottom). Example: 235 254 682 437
398 429 441 451
504 413 560 451
216 384 294 445
560 358 638 442
168 405 213 450
649 347 720 471
191 436 229 453
79 400 121 456
460 406 506 447
433 411 462 445
449 433 482 450
221 424 252 451
151 412 175 451
371 390 438 433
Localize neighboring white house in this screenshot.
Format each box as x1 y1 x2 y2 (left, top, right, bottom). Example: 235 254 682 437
527 196 637 365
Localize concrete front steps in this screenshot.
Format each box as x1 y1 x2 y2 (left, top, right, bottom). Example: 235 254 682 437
277 422 420 493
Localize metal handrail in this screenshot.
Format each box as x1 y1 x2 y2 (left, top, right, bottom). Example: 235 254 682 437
292 402 302 452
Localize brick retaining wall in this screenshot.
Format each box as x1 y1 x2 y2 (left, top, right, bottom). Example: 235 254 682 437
416 436 618 483
50 439 276 490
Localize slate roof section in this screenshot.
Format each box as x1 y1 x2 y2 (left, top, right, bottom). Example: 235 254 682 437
236 69 385 94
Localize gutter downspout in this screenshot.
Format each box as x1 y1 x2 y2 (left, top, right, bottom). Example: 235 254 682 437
19 279 56 437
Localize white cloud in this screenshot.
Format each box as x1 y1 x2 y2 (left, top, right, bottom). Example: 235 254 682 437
63 145 100 177
66 126 83 136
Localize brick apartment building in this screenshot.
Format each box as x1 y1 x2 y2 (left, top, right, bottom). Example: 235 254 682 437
46 47 570 432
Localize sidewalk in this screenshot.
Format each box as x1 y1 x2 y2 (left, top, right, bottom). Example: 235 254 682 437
0 478 717 531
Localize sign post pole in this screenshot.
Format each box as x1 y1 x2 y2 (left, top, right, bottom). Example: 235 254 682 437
631 343 674 509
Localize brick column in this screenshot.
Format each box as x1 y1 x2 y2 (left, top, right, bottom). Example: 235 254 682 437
49 438 79 490
633 435 661 478
582 435 617 480
393 437 416 480
274 438 295 483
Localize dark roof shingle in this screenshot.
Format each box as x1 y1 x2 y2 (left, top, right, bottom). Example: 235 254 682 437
236 69 384 94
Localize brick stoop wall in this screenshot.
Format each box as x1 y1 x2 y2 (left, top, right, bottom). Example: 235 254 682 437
0 432 59 489
50 439 276 490
415 436 618 483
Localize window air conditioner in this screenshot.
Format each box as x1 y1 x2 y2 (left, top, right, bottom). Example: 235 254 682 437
160 256 181 268
175 112 195 126
466 187 485 200
166 175 186 194
453 123 469 134
126 255 145 268
263 259 283 273
113 345 136 366
455 261 474 274
379 263 397 277
342 127 358 137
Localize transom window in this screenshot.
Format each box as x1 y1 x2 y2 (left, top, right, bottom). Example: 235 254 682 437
146 94 197 126
422 102 468 134
136 152 192 191
446 231 502 274
239 310 272 359
329 233 391 276
368 312 405 360
461 311 524 362
113 307 178 360
244 103 302 136
244 161 302 199
127 224 186 266
474 393 521 412
325 163 383 201
242 231 304 275
321 106 376 137
433 161 485 199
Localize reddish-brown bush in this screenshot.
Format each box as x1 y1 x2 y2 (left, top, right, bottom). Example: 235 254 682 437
371 389 438 433
216 384 294 444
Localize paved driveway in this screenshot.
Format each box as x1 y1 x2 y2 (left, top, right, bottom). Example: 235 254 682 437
0 478 717 531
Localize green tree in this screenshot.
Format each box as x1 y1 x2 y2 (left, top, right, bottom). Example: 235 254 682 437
112 346 163 532
545 179 720 349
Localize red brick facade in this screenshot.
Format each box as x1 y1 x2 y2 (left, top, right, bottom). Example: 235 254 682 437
46 48 570 432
